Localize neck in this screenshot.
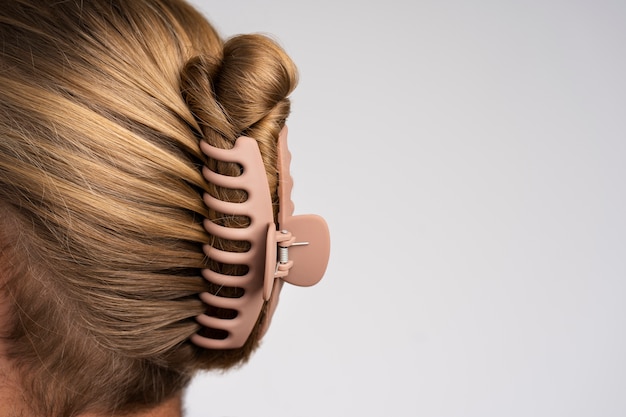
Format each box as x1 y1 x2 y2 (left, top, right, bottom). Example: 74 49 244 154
82 396 183 417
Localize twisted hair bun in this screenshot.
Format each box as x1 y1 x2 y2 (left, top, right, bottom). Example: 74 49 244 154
182 33 297 163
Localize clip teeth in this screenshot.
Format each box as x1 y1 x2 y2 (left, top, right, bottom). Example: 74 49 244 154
193 136 274 349
192 127 330 350
203 193 249 216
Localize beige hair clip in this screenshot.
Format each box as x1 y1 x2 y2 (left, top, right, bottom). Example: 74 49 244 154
191 127 330 349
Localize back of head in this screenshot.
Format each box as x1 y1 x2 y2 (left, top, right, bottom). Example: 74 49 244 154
0 1 297 415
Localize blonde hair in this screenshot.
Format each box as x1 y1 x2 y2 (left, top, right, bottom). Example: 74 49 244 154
0 0 297 416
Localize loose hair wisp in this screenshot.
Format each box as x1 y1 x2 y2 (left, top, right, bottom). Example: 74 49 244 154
192 127 330 349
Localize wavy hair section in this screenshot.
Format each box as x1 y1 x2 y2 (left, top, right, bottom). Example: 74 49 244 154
0 0 297 416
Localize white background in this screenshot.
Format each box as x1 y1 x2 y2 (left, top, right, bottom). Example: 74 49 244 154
184 1 626 416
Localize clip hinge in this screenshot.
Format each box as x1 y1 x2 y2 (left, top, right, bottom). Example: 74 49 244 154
274 230 309 278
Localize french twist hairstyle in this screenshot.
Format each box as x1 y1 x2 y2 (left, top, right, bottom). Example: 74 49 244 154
0 0 297 416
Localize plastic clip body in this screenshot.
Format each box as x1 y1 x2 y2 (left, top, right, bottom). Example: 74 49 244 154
191 127 330 350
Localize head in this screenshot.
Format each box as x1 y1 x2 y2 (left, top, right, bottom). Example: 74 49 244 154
0 0 301 416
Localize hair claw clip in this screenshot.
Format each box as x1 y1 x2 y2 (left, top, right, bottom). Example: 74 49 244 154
191 127 330 350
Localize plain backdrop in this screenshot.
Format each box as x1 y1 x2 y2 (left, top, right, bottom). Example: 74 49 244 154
184 1 626 416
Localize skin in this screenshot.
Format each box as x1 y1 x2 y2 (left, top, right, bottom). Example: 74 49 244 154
81 396 184 417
